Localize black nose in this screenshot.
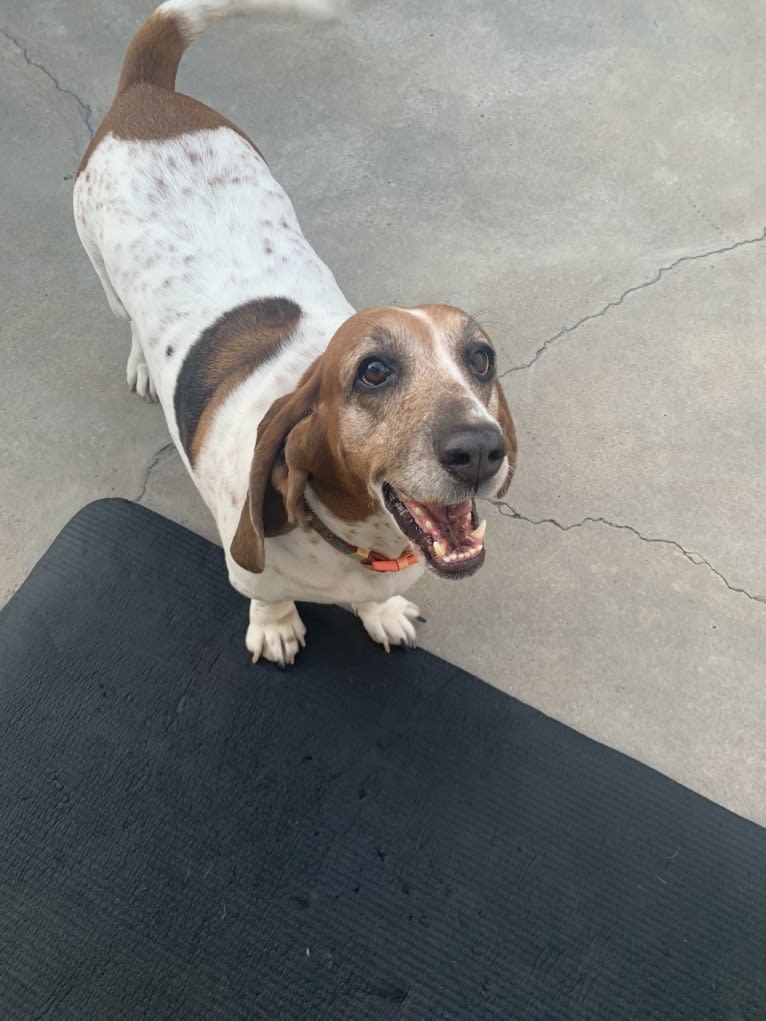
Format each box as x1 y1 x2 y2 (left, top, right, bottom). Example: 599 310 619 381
436 425 506 488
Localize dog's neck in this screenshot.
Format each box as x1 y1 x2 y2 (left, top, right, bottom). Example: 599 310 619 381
304 483 408 560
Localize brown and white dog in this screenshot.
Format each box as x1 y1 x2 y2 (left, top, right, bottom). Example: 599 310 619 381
74 0 517 666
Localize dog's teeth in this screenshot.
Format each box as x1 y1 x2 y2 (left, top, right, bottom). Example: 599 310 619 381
470 519 487 542
433 540 447 558
413 506 424 518
424 519 434 530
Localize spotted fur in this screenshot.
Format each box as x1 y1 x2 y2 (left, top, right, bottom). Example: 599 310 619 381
73 0 517 666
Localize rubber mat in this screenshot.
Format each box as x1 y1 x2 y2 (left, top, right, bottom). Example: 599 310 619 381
1 499 764 1020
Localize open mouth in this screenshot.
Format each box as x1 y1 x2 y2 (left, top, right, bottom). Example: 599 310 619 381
382 482 486 578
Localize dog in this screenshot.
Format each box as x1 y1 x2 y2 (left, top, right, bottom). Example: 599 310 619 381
74 0 517 666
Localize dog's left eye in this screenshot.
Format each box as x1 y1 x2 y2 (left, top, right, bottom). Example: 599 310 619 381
468 346 494 380
356 357 395 390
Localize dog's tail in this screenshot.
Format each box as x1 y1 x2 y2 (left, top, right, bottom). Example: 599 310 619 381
116 0 337 96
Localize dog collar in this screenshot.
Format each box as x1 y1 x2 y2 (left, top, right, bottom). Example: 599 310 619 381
308 508 418 573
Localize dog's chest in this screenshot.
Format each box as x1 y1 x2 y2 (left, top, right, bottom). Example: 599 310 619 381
75 127 348 366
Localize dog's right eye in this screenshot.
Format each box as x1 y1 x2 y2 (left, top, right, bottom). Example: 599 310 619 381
356 357 395 390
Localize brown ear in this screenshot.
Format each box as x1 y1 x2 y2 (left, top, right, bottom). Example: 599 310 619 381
494 380 518 498
230 361 323 573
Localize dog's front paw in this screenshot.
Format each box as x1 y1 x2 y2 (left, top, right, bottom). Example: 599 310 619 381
246 599 306 667
354 595 423 653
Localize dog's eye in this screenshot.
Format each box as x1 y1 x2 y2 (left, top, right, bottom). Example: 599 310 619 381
357 357 394 389
468 346 494 380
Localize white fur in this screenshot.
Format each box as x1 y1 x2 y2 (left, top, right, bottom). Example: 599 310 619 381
246 598 307 667
158 0 339 40
354 596 421 653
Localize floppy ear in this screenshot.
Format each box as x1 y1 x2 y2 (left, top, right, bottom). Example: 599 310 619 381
230 362 323 573
494 380 518 498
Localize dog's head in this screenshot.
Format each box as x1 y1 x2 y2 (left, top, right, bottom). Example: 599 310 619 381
231 304 517 576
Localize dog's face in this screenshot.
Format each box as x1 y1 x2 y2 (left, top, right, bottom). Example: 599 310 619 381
231 304 517 576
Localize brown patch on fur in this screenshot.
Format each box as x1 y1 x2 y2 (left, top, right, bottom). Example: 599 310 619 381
77 10 265 176
231 361 323 573
303 314 411 520
78 85 265 175
174 298 302 468
117 11 187 94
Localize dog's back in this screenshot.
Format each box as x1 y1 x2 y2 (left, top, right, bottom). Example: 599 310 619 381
73 0 350 416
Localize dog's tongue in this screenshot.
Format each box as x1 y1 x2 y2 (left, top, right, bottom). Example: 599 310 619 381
401 495 486 563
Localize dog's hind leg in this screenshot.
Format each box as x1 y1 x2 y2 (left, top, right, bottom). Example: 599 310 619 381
83 243 158 403
126 326 158 403
75 198 157 402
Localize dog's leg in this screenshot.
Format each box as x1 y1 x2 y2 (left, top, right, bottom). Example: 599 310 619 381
126 326 158 403
75 216 129 321
352 595 422 652
76 215 158 403
246 599 307 667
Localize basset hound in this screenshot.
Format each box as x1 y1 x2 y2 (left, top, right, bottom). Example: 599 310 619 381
73 0 518 666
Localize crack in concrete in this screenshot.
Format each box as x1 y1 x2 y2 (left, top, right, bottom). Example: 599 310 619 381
135 442 176 505
493 500 766 606
499 226 766 378
1 26 95 138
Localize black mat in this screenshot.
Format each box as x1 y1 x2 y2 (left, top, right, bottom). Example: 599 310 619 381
1 499 764 1020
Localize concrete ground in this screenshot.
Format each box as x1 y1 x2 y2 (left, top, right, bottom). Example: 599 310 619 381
2 2 765 824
